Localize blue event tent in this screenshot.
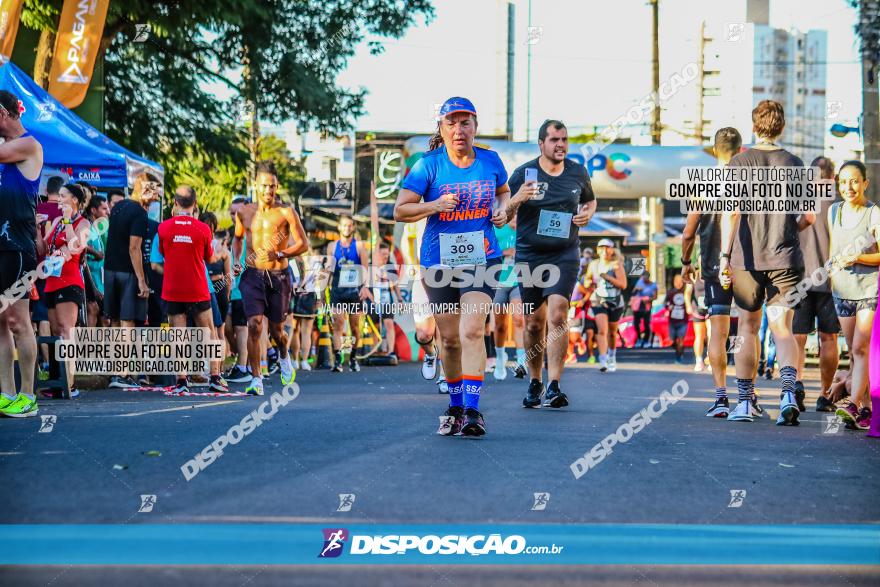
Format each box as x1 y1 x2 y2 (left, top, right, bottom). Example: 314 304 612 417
0 61 162 191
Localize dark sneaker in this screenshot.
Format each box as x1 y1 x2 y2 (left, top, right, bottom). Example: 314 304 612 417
173 379 189 395
437 406 464 436
268 361 280 376
856 408 872 431
224 365 252 383
523 380 544 409
513 364 527 379
332 353 344 373
350 358 361 373
750 393 765 418
794 381 806 412
209 376 229 393
461 408 486 437
816 394 835 412
706 397 730 418
543 387 569 408
109 375 138 389
764 367 774 380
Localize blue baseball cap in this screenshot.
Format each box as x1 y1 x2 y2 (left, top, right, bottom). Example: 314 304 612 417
438 97 477 119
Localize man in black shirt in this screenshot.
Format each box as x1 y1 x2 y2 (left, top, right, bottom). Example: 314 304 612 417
505 120 596 409
681 127 742 418
103 174 160 388
719 101 815 426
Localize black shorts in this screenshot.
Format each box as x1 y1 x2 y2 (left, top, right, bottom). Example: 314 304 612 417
583 317 597 332
704 277 734 317
213 281 230 322
330 288 364 313
230 299 247 327
422 258 501 310
518 258 579 315
45 285 84 309
793 291 840 334
165 299 212 318
31 279 49 323
104 269 148 322
591 297 624 322
731 268 803 313
0 250 37 312
292 292 318 318
240 268 291 323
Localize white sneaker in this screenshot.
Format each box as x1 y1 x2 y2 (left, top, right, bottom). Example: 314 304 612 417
776 391 800 426
421 349 438 380
292 359 300 370
694 362 704 372
300 361 312 372
727 400 754 422
494 362 508 381
599 355 608 373
607 355 617 372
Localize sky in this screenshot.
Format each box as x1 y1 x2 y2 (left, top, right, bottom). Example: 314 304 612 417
334 0 862 141
203 0 863 150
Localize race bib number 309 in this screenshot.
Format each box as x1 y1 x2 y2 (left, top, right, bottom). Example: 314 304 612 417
440 231 486 267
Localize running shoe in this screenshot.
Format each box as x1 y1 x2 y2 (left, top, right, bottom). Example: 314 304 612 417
268 362 280 376
727 401 754 422
209 376 228 393
280 359 296 385
493 361 508 381
694 362 704 372
523 380 544 409
173 379 189 395
776 391 800 426
587 356 596 364
261 366 270 377
437 376 449 394
856 407 872 431
292 359 300 370
608 355 618 372
764 367 774 380
332 352 344 373
751 393 765 418
513 363 527 379
437 405 463 436
794 381 806 412
349 358 360 373
816 394 835 412
674 356 685 365
485 357 496 374
331 362 343 373
224 365 252 383
461 408 486 437
109 375 138 389
299 360 312 372
543 387 569 408
0 394 38 418
706 397 730 418
836 402 860 428
421 348 438 380
245 379 264 396
0 394 16 410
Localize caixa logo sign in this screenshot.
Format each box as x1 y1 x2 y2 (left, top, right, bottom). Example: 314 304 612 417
567 152 632 181
60 167 102 182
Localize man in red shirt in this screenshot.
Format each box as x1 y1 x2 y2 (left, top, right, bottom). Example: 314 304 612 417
158 186 226 393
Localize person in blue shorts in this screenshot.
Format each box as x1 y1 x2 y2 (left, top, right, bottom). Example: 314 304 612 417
394 97 510 437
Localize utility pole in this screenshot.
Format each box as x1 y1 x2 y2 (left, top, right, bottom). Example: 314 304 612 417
650 0 661 145
526 0 532 141
648 0 665 293
696 20 706 145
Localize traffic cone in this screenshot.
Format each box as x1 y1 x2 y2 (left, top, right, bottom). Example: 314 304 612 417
315 313 333 370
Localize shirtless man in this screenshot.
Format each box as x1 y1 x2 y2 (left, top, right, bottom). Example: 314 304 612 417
0 90 44 418
232 162 308 395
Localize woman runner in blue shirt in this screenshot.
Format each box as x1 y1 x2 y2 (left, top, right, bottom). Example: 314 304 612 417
394 97 510 436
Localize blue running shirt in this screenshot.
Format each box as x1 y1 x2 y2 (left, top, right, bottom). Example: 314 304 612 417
402 146 508 267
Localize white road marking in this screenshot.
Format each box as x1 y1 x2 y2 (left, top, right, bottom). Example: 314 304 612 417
116 400 242 417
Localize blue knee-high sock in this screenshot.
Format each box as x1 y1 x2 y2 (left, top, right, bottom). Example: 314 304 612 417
448 377 463 408
462 375 483 410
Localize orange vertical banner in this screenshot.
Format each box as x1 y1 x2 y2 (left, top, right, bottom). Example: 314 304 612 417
0 0 24 63
47 0 110 108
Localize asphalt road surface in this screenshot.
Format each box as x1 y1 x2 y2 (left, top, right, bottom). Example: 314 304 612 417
2 349 878 586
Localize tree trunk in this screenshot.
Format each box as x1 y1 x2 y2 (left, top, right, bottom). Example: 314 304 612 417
34 29 56 89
